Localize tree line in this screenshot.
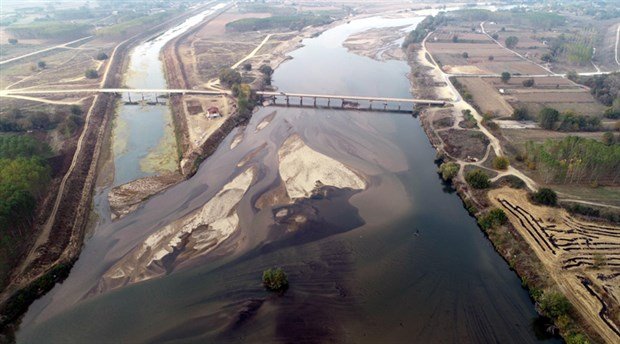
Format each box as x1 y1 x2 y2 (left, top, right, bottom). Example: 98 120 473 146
402 13 447 48
576 73 620 119
0 106 83 136
525 136 620 184
226 14 334 32
0 135 52 289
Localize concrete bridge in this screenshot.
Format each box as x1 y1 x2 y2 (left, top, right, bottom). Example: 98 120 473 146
1 88 446 112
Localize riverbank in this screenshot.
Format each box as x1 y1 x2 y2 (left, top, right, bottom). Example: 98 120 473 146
407 33 618 343
0 3 230 338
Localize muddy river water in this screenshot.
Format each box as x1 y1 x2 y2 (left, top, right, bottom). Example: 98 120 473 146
17 8 560 344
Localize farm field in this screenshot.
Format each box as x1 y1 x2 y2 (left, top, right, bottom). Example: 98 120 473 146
426 41 550 75
456 77 513 116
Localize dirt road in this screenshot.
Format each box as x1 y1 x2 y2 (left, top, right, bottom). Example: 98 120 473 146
0 36 93 65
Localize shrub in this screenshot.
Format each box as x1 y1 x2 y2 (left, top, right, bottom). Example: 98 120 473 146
95 52 108 60
488 55 494 61
452 35 458 42
491 33 499 40
564 332 589 344
259 64 273 76
602 132 615 146
532 188 557 206
512 107 529 120
242 62 252 71
462 52 469 58
503 175 526 189
539 291 572 318
8 38 18 45
70 105 83 116
539 107 559 130
37 61 46 69
219 68 242 88
541 53 554 62
84 69 99 79
478 208 508 230
505 36 519 48
465 169 490 189
501 71 511 83
522 78 535 87
438 162 459 181
262 267 288 292
492 156 510 170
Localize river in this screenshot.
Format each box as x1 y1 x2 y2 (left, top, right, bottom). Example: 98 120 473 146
17 7 559 344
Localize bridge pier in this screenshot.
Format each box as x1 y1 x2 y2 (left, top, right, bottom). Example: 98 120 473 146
313 97 317 107
341 99 345 108
383 102 387 111
128 93 132 103
398 104 401 111
300 96 303 106
286 96 289 107
369 100 372 110
327 98 331 107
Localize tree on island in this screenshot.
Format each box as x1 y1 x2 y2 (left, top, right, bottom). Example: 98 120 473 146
501 71 511 83
262 267 288 292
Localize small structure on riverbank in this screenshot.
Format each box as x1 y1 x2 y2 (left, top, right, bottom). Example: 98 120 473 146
206 106 221 119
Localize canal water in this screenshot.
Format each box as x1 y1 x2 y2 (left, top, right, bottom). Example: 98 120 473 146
112 3 227 185
17 8 559 344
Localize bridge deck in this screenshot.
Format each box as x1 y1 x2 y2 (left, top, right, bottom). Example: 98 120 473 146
2 88 445 106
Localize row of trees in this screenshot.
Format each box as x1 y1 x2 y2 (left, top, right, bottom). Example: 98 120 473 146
402 13 447 48
577 73 620 119
525 136 620 184
513 106 602 132
0 106 83 136
226 14 334 32
0 135 52 289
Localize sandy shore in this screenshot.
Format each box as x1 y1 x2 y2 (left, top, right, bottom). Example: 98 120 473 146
343 26 408 61
278 134 367 199
107 173 184 220
96 167 255 292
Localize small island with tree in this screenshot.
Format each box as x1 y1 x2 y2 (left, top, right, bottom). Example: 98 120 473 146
262 267 289 292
